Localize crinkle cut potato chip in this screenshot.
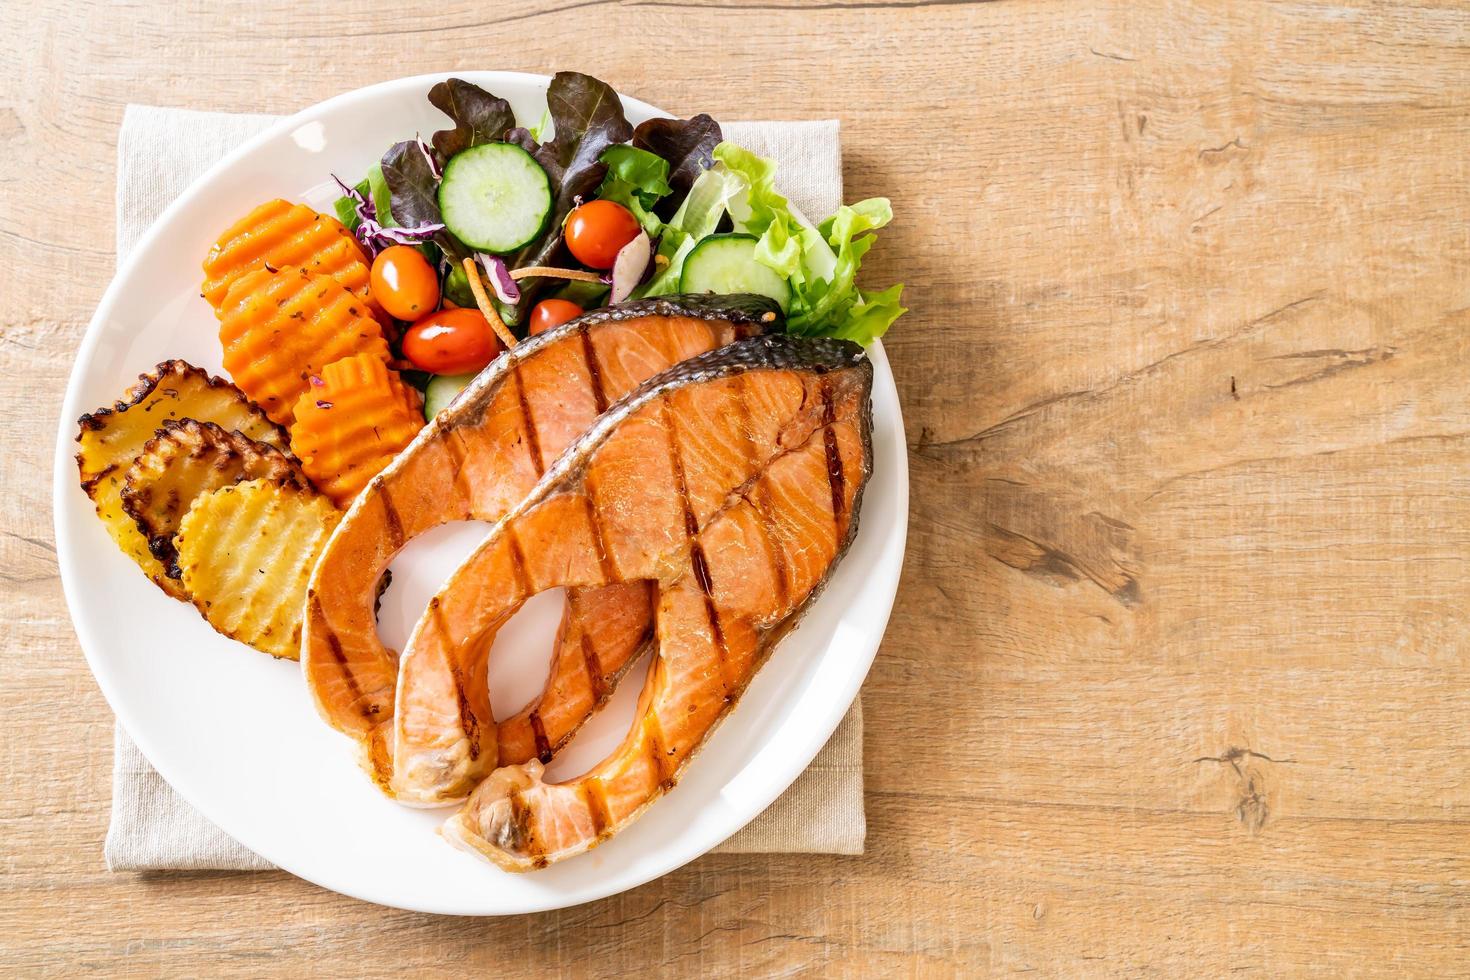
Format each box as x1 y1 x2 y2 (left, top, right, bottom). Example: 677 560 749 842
175 479 340 660
121 418 309 579
75 360 291 598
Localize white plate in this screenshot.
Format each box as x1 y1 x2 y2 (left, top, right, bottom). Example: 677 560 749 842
52 72 907 915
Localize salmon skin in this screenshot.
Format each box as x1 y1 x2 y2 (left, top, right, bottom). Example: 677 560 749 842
390 335 872 865
301 295 782 793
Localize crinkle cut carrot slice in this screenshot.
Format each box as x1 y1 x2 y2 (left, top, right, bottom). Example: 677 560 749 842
201 199 380 317
218 265 391 427
289 353 425 508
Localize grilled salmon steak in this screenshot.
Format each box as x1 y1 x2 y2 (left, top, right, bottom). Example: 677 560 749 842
389 336 872 865
301 296 781 790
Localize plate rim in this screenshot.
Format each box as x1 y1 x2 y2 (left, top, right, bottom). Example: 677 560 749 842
52 70 908 914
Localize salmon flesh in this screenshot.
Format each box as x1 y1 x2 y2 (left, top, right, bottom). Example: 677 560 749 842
301 296 782 793
390 335 873 865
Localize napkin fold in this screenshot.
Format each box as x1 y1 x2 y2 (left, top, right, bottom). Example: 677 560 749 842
105 105 865 871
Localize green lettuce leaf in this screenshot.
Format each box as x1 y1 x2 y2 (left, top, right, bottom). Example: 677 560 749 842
638 141 904 343
597 178 659 234
793 197 897 333
367 164 394 226
824 283 907 346
638 163 742 295
600 145 672 202
596 145 673 234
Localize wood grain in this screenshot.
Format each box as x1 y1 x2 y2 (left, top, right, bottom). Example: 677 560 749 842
4 0 1470 974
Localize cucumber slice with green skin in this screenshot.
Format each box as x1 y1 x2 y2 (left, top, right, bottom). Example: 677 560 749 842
437 143 552 255
423 371 478 420
679 234 792 312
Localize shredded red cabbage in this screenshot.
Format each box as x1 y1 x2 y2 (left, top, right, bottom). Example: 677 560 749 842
476 254 521 304
365 222 445 249
357 219 445 256
332 173 442 257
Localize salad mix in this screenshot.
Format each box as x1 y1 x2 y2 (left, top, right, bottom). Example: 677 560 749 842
332 71 905 409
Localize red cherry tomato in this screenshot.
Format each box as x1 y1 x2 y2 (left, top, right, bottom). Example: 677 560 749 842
528 299 584 335
370 245 440 321
564 200 640 270
402 308 501 374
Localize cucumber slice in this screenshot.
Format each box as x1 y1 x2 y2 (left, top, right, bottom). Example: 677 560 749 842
679 234 791 312
423 372 478 420
437 143 552 255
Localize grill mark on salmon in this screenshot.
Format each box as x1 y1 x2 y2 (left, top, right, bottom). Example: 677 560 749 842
507 790 537 858
645 714 675 788
411 336 873 870
379 486 405 550
510 364 544 478
442 426 473 504
308 591 370 714
582 472 617 581
579 329 609 414
581 782 611 837
732 374 789 609
452 664 482 762
664 401 699 543
580 633 607 702
688 545 727 687
301 295 783 794
528 712 552 764
505 529 531 595
660 398 729 680
430 596 481 761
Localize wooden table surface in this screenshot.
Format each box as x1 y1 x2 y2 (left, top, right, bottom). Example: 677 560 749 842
5 0 1470 974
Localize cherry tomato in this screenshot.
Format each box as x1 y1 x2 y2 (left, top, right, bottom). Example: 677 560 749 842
402 308 501 374
564 200 640 270
529 299 584 335
370 245 440 321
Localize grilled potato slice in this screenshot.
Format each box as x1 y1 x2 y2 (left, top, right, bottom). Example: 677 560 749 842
175 479 340 660
121 419 309 580
76 360 290 598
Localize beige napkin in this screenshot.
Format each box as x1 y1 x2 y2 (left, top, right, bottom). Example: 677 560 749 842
104 105 866 871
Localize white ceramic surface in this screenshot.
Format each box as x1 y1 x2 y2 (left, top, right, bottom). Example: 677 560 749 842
52 72 908 915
